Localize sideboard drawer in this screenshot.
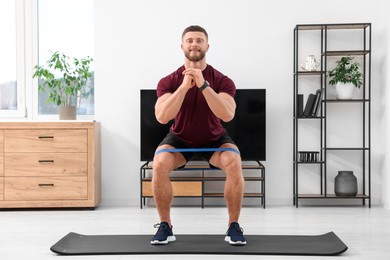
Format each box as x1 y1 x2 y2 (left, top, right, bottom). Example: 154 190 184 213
4 153 87 177
4 176 88 200
0 130 3 177
4 129 87 152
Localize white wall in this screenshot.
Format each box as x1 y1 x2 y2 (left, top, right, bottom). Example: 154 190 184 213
382 0 390 209
95 0 388 206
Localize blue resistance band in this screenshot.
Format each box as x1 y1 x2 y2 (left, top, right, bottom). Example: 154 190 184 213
155 147 240 156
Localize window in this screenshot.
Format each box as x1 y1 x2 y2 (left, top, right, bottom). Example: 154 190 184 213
0 0 94 119
0 0 25 117
36 0 95 117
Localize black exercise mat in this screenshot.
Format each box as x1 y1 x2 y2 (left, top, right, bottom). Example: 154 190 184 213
51 232 347 256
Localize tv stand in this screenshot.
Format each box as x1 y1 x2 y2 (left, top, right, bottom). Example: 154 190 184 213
140 161 265 208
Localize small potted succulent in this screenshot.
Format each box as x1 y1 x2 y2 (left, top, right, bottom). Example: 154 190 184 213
328 56 363 99
33 51 93 119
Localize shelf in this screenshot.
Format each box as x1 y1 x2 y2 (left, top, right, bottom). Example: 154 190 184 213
143 195 202 198
295 71 325 76
141 162 264 171
202 177 264 182
204 193 264 198
142 177 264 182
324 99 369 103
142 177 202 182
296 23 370 31
297 194 369 199
323 50 370 56
323 147 369 151
295 116 324 119
295 161 325 164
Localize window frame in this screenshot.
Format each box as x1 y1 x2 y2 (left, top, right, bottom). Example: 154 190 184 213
0 0 26 118
0 0 94 121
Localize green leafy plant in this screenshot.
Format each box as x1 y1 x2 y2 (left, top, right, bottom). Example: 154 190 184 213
33 51 94 106
328 56 363 88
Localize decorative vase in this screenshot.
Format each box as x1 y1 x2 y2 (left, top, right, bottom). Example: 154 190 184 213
335 83 354 99
59 105 77 120
334 171 357 196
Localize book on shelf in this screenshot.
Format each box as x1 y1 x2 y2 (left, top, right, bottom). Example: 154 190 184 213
297 94 304 117
303 93 316 117
303 89 323 117
311 89 323 117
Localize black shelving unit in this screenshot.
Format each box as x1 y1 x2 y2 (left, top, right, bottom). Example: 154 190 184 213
293 23 371 207
140 161 265 209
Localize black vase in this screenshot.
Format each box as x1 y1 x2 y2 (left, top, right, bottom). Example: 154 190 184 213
334 171 357 196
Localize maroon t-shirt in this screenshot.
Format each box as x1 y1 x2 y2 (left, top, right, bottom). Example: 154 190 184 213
157 64 236 147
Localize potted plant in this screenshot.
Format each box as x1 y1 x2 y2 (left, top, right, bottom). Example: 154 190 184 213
328 56 363 99
33 51 94 119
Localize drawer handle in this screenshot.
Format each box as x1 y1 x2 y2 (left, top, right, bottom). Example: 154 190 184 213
38 136 54 139
38 184 55 188
38 160 55 163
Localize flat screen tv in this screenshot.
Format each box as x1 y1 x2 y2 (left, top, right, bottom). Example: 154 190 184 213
140 89 266 162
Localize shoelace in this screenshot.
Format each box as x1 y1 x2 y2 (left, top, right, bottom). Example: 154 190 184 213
153 223 170 236
228 224 244 236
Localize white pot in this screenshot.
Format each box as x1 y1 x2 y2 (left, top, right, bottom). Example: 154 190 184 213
59 105 77 120
335 83 354 99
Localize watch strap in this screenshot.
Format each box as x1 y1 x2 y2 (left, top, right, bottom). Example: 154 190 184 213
199 80 210 92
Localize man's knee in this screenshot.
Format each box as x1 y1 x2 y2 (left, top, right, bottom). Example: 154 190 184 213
219 152 242 171
152 151 185 181
152 157 173 178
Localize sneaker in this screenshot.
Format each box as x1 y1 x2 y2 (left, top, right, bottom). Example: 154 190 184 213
151 222 176 245
224 222 247 245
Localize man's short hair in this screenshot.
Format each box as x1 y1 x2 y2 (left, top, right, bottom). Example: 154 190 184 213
182 25 208 40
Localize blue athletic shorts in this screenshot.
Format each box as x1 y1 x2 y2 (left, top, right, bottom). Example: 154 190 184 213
158 130 238 164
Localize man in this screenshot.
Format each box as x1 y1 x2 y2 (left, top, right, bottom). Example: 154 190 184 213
151 25 246 246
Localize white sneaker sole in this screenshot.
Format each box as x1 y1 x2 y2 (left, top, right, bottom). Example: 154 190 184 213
151 235 176 245
225 236 247 245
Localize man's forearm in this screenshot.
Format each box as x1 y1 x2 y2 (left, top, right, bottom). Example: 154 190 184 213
155 86 189 124
201 87 235 122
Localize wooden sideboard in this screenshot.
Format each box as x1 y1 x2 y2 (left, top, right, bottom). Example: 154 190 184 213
0 122 100 209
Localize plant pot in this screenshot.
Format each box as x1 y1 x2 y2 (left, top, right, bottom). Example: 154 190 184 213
59 105 77 120
334 171 357 196
335 83 354 99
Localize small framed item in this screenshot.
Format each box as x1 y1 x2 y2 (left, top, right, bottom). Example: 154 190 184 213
298 151 319 162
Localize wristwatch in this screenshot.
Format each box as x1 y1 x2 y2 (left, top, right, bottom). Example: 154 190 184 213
199 80 210 92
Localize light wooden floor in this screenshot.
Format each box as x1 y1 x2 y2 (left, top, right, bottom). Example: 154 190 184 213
1 205 389 259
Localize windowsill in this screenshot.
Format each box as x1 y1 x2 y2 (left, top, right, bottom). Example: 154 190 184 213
0 114 95 122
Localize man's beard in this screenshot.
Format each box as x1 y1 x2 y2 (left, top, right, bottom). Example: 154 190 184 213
184 50 206 62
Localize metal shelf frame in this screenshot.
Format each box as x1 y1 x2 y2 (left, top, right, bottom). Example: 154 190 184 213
293 23 371 207
140 161 265 209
